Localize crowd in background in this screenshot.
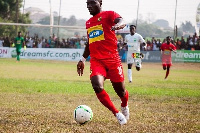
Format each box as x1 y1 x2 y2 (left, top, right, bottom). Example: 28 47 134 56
0 32 200 51
117 32 200 51
0 33 87 49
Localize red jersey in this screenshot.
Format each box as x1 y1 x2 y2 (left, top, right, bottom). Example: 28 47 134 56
161 42 176 57
86 11 121 59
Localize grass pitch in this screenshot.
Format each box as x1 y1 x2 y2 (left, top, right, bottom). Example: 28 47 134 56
0 58 200 133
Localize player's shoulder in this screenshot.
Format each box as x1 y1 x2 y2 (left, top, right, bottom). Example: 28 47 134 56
125 34 131 37
170 43 175 46
103 10 115 14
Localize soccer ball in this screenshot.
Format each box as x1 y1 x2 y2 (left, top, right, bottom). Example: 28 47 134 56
74 105 93 124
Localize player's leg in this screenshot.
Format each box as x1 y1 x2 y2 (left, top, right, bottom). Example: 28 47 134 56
162 61 167 70
108 59 129 122
163 65 166 70
128 64 132 83
165 65 170 79
127 52 133 83
16 48 21 62
90 58 119 118
112 81 129 121
91 75 127 125
91 75 119 115
135 58 141 71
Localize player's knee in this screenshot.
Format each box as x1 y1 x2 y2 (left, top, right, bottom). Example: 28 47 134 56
91 82 103 93
136 67 140 71
128 64 132 69
163 66 166 70
117 89 126 97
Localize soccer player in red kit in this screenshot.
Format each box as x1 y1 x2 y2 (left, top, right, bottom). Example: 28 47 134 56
77 0 129 125
160 36 177 79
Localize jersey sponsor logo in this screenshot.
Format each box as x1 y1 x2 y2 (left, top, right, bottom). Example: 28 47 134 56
164 50 170 55
17 40 21 44
87 24 105 44
98 17 102 21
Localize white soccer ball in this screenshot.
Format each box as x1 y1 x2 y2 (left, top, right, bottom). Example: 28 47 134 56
74 105 93 124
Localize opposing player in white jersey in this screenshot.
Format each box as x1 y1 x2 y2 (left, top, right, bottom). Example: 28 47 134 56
124 25 147 83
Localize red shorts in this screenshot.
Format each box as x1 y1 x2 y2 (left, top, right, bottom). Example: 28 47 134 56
162 57 172 67
90 56 124 82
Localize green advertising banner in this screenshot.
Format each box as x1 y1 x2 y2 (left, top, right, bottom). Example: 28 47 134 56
172 50 200 62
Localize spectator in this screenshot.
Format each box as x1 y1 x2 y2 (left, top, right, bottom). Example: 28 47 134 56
188 36 194 50
80 38 86 49
146 39 153 51
175 38 181 50
152 37 159 51
41 36 46 48
75 39 81 49
37 39 42 48
45 39 50 48
4 37 10 47
156 39 162 50
26 37 34 48
180 36 186 50
0 37 4 47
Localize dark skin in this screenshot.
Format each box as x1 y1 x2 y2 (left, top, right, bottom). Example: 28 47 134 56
77 0 126 97
123 26 146 71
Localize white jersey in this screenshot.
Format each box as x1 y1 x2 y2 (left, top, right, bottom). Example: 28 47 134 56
124 33 145 53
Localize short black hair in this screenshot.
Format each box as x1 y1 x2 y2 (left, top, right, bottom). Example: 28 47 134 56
130 25 136 29
166 36 171 39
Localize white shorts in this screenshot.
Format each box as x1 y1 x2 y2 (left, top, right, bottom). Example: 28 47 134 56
127 52 142 68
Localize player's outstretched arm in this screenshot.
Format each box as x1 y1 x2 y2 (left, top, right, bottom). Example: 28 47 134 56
111 17 126 31
172 49 177 53
169 47 177 53
77 42 90 76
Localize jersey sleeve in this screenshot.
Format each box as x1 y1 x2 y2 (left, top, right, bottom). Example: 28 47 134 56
172 44 176 50
160 43 164 51
107 11 121 24
138 34 145 43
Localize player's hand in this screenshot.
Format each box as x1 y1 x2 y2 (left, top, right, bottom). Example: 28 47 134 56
77 61 84 76
111 24 126 31
140 53 144 59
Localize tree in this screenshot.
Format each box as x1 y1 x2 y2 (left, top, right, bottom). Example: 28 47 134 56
0 0 31 37
179 21 196 34
153 19 170 29
67 15 77 26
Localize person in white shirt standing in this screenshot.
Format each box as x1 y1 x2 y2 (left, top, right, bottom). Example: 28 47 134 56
124 25 147 83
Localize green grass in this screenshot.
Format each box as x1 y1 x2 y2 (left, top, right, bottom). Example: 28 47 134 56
0 58 199 132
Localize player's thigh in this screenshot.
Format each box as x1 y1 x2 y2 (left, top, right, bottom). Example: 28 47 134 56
90 58 107 79
106 58 124 82
16 48 21 55
127 52 134 64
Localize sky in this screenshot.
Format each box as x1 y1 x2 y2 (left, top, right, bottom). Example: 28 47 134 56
21 0 200 30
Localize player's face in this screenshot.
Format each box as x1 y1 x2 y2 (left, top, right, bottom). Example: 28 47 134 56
86 0 101 16
130 26 136 35
18 33 21 37
166 37 171 44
